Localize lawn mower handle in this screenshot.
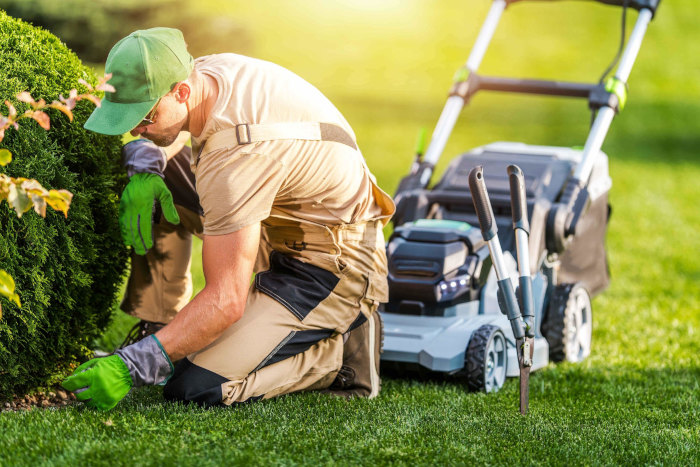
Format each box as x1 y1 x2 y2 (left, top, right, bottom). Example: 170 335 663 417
505 0 660 17
546 6 655 253
403 0 660 194
415 0 507 187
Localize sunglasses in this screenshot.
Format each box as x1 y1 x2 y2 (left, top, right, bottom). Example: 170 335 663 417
138 97 162 127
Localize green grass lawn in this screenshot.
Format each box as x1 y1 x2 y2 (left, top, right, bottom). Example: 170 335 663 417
2 1 699 465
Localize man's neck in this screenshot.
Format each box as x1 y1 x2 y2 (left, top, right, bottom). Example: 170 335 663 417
187 70 218 138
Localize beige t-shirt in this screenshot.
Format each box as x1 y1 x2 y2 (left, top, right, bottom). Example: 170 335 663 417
190 54 393 237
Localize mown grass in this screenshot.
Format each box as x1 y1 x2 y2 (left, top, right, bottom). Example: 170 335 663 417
1 368 698 465
2 0 699 465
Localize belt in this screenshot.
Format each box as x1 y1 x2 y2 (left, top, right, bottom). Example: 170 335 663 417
265 218 382 244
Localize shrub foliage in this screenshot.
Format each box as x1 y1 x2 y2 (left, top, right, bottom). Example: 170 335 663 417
0 0 252 63
0 12 128 400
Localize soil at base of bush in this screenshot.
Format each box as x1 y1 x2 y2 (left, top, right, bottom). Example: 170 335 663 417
1 387 78 412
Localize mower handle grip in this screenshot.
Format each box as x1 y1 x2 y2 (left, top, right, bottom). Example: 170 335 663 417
505 0 660 16
468 166 497 241
508 165 530 233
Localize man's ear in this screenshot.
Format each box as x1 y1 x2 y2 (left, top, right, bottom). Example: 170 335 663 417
173 82 191 103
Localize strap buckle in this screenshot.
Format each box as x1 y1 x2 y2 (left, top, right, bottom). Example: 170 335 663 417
235 123 251 145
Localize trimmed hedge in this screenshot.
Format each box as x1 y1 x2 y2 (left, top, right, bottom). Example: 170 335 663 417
0 0 252 63
0 12 128 400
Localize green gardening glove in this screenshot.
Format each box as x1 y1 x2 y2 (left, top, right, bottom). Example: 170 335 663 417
119 173 180 255
62 355 133 411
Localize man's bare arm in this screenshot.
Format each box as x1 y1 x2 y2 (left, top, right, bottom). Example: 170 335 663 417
155 222 260 362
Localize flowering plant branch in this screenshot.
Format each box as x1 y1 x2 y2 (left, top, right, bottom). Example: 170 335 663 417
0 74 114 317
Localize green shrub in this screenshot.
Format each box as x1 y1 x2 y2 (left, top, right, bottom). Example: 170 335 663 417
0 0 252 63
0 12 128 400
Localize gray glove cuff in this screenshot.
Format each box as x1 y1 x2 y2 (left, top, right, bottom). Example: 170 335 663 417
115 335 174 387
122 139 167 178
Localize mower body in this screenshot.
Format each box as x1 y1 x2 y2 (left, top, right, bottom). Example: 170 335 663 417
380 142 611 376
377 0 658 389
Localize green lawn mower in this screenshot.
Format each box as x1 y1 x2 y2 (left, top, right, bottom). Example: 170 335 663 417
378 0 661 414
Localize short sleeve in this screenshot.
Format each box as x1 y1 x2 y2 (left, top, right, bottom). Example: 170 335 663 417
122 139 167 177
195 149 287 235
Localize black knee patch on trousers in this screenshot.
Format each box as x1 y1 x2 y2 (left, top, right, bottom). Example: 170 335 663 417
252 328 335 373
163 359 266 407
163 358 228 407
254 251 340 321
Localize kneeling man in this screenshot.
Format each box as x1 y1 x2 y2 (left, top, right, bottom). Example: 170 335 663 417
62 28 394 410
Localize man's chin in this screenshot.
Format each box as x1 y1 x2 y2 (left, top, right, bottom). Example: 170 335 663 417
144 134 177 147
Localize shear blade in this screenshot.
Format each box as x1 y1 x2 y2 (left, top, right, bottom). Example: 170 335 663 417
519 365 530 415
517 337 534 415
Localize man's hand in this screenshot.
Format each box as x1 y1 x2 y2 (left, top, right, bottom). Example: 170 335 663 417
119 173 181 255
62 355 133 411
62 335 174 411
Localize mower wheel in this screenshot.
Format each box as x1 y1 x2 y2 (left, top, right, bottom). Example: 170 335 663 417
464 324 507 393
542 283 592 363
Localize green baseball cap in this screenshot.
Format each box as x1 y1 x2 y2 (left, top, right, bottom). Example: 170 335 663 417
84 27 194 135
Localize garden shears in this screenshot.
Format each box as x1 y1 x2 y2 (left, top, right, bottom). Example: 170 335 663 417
468 165 535 415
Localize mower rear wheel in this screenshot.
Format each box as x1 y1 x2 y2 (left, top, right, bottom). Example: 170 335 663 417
464 324 507 393
542 283 592 363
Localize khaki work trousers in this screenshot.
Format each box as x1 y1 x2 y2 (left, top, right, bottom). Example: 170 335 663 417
121 149 388 406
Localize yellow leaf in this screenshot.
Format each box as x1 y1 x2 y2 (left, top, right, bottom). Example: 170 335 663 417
49 102 74 122
99 83 116 93
81 94 102 108
0 270 21 308
0 148 11 166
4 100 16 118
96 74 115 93
31 111 51 130
21 178 48 196
16 91 33 104
30 194 47 217
77 78 92 90
8 183 32 217
45 189 73 217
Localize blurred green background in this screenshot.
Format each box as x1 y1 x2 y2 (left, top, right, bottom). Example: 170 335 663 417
1 1 698 464
2 0 696 192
